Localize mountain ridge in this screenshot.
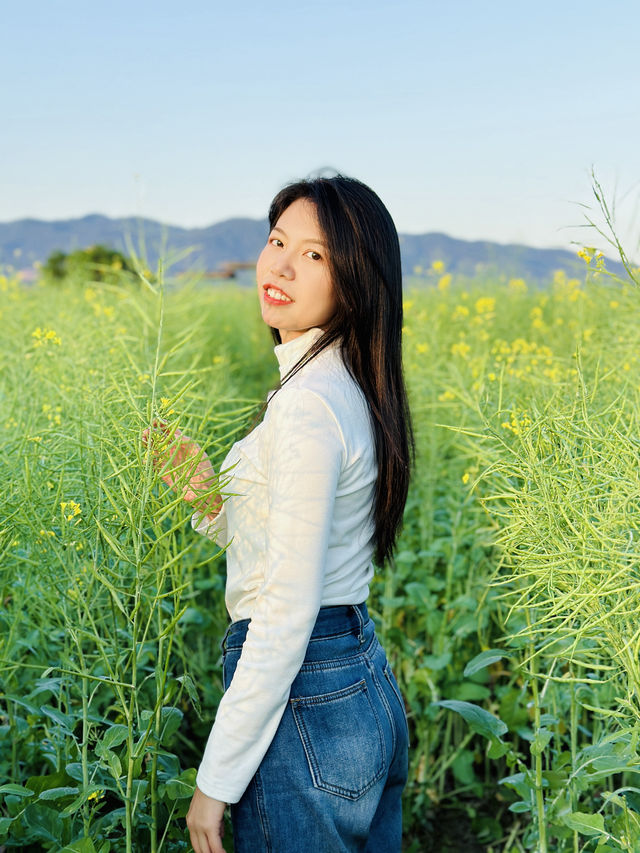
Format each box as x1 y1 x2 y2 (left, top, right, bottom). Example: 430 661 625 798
0 213 619 281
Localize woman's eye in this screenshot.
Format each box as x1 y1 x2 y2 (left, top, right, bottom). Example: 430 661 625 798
269 237 284 247
306 251 322 261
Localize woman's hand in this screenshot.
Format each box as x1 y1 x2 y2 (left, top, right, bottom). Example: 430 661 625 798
142 423 222 517
186 787 226 853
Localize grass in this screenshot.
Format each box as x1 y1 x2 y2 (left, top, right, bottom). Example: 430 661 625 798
1 252 640 851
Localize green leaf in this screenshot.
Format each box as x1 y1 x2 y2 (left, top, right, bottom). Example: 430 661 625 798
59 838 98 853
107 751 122 780
176 674 202 718
164 767 196 800
487 738 509 759
0 783 35 798
562 811 606 836
40 704 74 730
130 779 149 805
159 706 183 740
451 750 476 786
23 803 64 843
38 786 79 801
422 652 451 671
509 800 531 813
0 817 13 836
433 700 508 739
499 772 533 801
26 770 72 795
165 778 194 800
449 682 491 702
59 787 105 817
97 724 128 755
530 728 553 756
592 755 639 773
464 649 511 677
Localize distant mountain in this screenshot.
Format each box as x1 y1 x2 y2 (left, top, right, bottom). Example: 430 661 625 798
0 213 623 283
0 214 269 276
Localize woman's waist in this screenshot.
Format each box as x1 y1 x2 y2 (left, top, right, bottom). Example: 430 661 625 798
222 602 374 659
226 563 375 622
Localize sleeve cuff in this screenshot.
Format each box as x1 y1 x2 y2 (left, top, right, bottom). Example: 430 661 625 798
191 504 228 543
195 767 243 804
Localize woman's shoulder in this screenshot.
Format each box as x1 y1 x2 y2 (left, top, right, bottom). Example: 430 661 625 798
266 348 372 450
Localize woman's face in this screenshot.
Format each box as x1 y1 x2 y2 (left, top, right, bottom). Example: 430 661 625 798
256 198 336 344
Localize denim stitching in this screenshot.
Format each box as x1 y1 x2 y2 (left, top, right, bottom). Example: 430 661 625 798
224 604 370 648
307 627 357 642
298 632 376 672
352 603 365 644
290 679 386 800
383 661 410 742
368 656 397 758
253 768 272 852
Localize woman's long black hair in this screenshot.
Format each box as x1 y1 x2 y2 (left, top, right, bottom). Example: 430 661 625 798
267 174 414 566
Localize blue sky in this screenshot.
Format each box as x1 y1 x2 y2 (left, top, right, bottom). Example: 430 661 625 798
3 0 640 253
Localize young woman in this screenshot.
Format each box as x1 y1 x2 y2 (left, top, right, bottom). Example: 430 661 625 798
149 175 413 853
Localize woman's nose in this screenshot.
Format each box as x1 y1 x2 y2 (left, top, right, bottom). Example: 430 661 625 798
270 254 294 279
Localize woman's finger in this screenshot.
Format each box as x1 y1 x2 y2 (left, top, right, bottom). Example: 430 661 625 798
192 829 216 853
208 829 225 853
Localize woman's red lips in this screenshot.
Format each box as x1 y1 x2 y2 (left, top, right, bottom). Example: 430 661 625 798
263 284 293 303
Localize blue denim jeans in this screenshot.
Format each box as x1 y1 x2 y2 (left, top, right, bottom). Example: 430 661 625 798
222 603 409 853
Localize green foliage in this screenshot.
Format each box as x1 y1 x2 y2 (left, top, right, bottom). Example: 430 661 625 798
2 241 640 851
42 245 136 284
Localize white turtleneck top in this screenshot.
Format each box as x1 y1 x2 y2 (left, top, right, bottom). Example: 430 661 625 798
191 327 377 804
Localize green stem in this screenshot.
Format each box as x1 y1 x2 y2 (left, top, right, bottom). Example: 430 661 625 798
529 658 547 853
569 674 578 853
150 611 164 853
81 671 91 838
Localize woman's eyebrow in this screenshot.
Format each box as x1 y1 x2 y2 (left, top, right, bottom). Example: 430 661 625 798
271 225 327 248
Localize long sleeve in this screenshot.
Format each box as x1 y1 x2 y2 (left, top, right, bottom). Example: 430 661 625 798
191 503 228 543
195 387 346 803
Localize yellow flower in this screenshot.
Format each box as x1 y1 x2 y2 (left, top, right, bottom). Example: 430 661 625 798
474 296 496 315
159 397 176 415
451 341 471 359
438 390 456 402
31 327 61 346
610 300 619 309
508 278 527 293
416 343 429 354
61 500 82 521
452 304 469 320
462 472 470 484
438 274 452 291
431 260 445 274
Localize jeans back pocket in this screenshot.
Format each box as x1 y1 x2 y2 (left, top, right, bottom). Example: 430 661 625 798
290 679 386 800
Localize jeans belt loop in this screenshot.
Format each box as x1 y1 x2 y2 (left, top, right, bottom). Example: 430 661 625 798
221 623 233 653
352 603 365 645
